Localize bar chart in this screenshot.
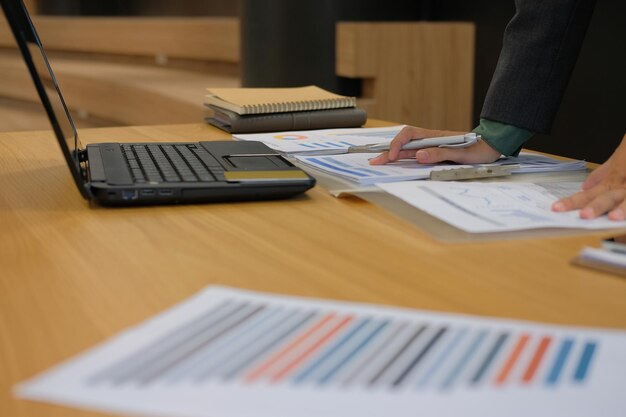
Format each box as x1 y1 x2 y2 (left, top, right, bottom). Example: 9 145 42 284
17 287 625 417
88 297 598 392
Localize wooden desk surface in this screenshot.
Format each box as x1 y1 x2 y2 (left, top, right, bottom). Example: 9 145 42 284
1 122 625 417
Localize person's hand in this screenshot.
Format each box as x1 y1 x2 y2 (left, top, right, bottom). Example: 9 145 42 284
369 125 501 165
552 134 626 220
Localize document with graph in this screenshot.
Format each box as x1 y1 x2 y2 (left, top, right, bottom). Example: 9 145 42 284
233 125 404 155
377 181 626 232
295 153 585 185
15 286 626 417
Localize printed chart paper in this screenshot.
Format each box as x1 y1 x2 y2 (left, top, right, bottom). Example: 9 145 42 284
296 152 586 185
233 126 404 155
297 153 458 184
16 286 626 417
377 181 626 233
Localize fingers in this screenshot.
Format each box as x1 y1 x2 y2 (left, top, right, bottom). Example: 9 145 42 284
370 143 499 166
582 162 610 190
370 149 420 165
587 190 626 220
369 128 419 165
560 138 626 219
580 189 626 219
370 128 501 166
371 126 464 164
555 146 626 220
387 126 424 161
552 188 599 213
553 187 626 220
414 147 468 164
608 201 626 221
368 151 392 165
413 142 501 165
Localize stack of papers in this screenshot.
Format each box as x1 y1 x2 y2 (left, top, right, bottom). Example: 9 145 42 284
377 181 626 233
234 126 586 186
295 153 586 185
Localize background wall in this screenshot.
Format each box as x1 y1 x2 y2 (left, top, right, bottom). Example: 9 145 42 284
240 0 427 97
38 0 239 16
436 0 625 163
35 0 624 163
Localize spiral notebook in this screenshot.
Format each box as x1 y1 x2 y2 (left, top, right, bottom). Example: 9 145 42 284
205 85 357 115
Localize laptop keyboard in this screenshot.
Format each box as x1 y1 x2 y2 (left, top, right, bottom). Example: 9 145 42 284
121 144 226 183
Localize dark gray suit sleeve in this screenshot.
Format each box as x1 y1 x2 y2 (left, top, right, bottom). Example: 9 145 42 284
481 0 597 133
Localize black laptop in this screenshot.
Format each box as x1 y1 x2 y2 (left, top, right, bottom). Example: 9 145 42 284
0 0 315 206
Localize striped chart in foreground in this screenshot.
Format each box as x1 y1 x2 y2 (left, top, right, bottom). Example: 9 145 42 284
16 287 626 417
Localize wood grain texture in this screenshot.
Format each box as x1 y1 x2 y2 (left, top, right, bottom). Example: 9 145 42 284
0 16 240 62
0 97 109 131
1 121 625 417
0 50 239 126
0 15 240 128
337 22 475 131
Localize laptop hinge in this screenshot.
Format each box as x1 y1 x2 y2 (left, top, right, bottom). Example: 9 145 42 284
77 149 94 198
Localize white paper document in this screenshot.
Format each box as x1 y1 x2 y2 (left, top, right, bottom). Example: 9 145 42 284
295 152 586 185
16 286 626 417
298 152 463 184
233 126 404 155
377 181 626 233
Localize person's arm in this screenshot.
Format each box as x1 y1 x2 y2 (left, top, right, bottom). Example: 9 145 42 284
482 0 597 133
372 0 596 166
472 118 533 157
369 118 531 165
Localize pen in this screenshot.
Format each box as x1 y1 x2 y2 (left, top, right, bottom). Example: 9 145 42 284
347 133 480 153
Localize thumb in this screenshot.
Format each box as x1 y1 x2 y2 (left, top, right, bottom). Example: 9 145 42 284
415 141 502 165
415 148 457 164
414 147 482 165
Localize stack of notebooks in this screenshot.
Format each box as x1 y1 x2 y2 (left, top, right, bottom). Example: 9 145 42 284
204 85 367 133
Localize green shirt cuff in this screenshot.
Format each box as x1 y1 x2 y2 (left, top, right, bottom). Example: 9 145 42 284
472 118 534 156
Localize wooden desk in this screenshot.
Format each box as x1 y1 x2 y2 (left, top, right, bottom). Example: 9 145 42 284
1 122 625 417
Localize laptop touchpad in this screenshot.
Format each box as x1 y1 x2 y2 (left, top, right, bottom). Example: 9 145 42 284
226 155 289 169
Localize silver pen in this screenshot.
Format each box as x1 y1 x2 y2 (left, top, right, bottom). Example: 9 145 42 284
347 133 480 153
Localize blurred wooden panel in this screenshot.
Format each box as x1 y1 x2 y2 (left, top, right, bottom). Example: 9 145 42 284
0 51 239 126
0 13 241 128
337 22 474 131
22 0 37 14
0 97 56 131
0 97 109 132
0 16 240 62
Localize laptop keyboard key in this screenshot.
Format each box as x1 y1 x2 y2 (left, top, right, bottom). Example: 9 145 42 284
124 144 224 184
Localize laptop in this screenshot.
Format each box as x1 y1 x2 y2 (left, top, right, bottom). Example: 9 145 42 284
0 0 315 206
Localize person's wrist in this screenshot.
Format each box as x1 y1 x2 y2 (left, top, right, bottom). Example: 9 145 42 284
472 118 534 157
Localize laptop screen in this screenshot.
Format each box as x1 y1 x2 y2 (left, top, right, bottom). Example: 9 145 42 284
26 42 80 159
1 0 88 197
